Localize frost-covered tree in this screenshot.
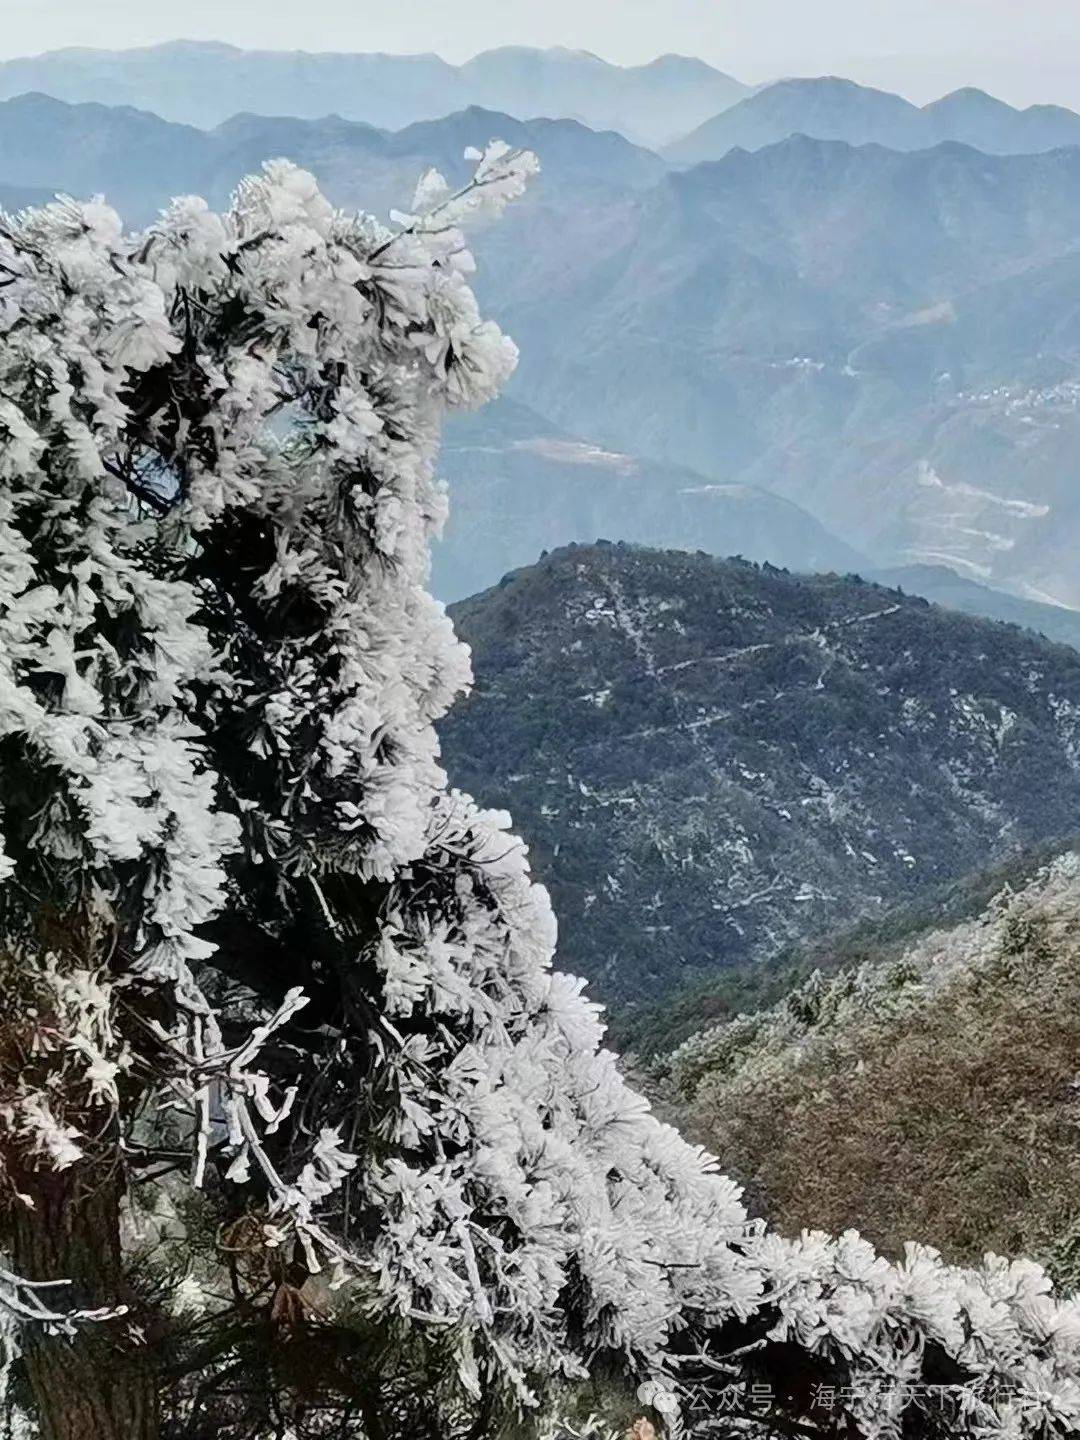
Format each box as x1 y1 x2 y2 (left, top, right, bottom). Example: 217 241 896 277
1 155 1080 1440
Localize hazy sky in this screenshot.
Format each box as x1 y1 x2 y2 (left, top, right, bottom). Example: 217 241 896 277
5 0 1080 109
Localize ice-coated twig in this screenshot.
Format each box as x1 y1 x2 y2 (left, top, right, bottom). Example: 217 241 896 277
0 1267 127 1331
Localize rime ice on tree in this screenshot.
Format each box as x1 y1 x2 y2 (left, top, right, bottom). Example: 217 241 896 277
0 153 1078 1440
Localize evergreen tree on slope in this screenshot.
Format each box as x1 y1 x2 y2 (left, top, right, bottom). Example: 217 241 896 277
0 153 1078 1440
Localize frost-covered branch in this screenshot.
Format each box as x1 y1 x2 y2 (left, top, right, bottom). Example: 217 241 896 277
2 146 1080 1440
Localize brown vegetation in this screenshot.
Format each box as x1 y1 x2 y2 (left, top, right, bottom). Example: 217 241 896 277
676 863 1080 1281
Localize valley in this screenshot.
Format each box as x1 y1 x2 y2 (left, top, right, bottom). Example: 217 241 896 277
7 85 1080 607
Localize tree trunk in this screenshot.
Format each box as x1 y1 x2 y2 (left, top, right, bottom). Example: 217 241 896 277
11 1164 159 1440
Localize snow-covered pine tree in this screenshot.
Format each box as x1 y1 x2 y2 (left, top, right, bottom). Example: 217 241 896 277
1 155 1079 1440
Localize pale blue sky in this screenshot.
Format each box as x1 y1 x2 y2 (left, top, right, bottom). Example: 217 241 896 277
4 0 1080 109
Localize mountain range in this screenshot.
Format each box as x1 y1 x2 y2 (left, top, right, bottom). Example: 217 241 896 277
492 136 1080 609
667 76 1080 165
0 41 747 147
7 41 1080 163
440 543 1080 1008
7 92 1080 609
0 91 663 224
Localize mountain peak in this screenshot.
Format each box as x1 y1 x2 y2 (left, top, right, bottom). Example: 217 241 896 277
925 86 1016 113
642 53 732 77
0 89 189 129
151 38 244 55
467 44 605 64
774 74 880 93
666 72 1080 166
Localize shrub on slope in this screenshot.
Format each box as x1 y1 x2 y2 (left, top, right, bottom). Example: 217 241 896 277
666 853 1080 1283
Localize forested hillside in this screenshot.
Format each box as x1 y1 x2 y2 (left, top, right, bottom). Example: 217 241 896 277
869 565 1080 650
442 543 1080 1005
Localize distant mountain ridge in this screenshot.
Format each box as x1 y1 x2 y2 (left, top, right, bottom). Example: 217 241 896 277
437 403 1080 643
667 76 1080 165
8 96 1080 607
441 543 1080 1006
490 134 1080 608
868 566 1080 652
436 399 864 600
0 91 664 223
0 40 748 147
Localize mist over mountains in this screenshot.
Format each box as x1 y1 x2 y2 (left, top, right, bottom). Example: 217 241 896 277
0 91 663 223
0 40 748 147
7 40 1080 166
667 76 1080 165
436 399 864 600
6 70 1080 611
494 137 1080 608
